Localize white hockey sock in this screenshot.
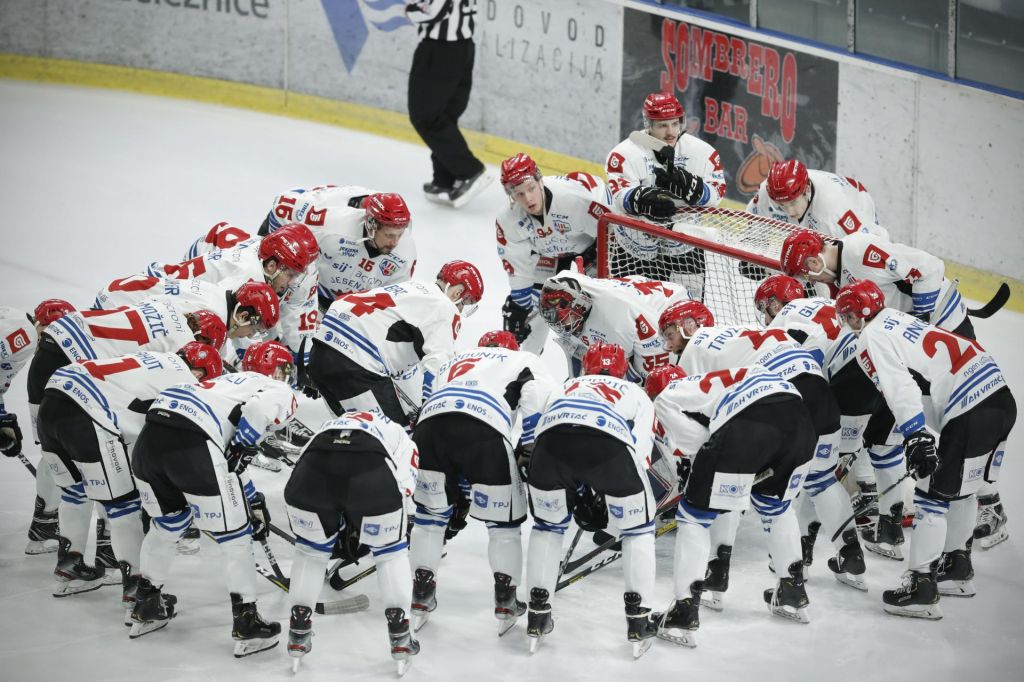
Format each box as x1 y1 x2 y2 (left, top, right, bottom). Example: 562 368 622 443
218 535 260 603
106 509 144 569
487 523 523 584
57 488 92 554
763 507 802 574
673 522 710 600
374 548 412 611
139 522 179 586
852 447 875 485
621 530 655 605
809 484 856 549
708 509 741 554
945 497 976 553
526 529 564 598
978 481 999 497
409 510 448 576
908 493 949 572
35 457 61 511
290 546 330 610
870 445 906 514
795 493 818 536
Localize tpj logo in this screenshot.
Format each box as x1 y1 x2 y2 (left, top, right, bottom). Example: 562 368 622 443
324 0 412 74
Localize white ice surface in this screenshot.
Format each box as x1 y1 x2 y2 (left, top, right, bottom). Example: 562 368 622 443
1 80 1022 681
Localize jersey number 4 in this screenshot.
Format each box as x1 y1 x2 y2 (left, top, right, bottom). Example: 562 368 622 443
339 292 396 316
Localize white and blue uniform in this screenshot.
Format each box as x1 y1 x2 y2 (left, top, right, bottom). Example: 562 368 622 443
45 300 197 363
0 307 36 415
185 221 252 260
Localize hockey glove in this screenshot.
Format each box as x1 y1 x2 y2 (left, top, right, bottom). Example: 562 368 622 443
655 167 706 206
676 456 692 494
294 340 320 400
226 442 260 475
652 144 676 167
446 492 471 542
625 186 677 219
0 412 23 456
515 443 533 482
572 485 609 532
502 296 533 344
331 520 370 563
904 430 939 480
248 491 271 542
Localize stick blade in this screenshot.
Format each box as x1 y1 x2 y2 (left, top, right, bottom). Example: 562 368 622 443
315 593 370 615
967 282 1010 319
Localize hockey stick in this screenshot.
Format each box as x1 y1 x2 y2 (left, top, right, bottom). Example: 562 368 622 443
17 452 37 476
967 282 1010 319
555 527 586 585
250 534 371 613
830 471 912 543
556 520 678 592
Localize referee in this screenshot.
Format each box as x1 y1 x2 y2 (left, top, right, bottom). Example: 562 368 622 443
406 1 490 208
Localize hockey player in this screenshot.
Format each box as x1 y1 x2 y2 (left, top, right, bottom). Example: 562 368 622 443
525 341 660 658
308 260 484 426
283 408 419 674
129 341 296 654
36 344 222 602
260 187 417 309
409 330 554 636
661 299 867 592
647 362 816 646
836 279 1016 618
747 159 889 240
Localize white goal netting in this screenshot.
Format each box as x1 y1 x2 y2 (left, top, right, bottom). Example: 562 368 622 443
598 207 802 326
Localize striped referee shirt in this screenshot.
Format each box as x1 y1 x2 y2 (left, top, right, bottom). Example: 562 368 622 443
408 0 476 41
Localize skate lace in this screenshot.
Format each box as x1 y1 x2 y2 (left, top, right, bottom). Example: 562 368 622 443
893 571 916 595
976 504 997 527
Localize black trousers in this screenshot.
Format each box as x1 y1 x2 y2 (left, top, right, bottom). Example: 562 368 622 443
408 38 484 186
413 413 514 507
26 336 71 405
307 339 408 425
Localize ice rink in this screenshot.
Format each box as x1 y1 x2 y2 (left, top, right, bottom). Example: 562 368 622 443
1 80 1022 681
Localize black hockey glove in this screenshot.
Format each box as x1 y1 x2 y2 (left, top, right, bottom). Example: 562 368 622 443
652 144 676 167
904 430 939 480
331 521 370 563
654 166 706 206
625 186 677 219
0 412 23 456
226 442 259 475
294 340 320 400
248 491 271 542
572 486 608 532
502 296 533 344
676 457 692 494
515 443 533 482
445 492 471 541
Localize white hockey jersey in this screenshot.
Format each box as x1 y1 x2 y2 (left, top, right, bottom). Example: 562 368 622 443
855 308 1008 434
538 374 655 464
184 221 253 259
768 297 858 380
606 131 726 206
496 173 610 309
746 169 889 241
265 185 374 234
419 347 555 445
0 307 37 412
149 372 296 450
316 280 460 389
654 365 801 457
95 275 234 323
310 409 418 499
45 300 196 363
836 232 966 331
46 351 196 447
680 325 823 382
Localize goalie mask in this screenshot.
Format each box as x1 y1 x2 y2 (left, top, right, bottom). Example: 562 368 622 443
539 276 592 336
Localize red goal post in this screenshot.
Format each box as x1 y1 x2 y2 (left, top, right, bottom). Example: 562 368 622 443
597 207 802 327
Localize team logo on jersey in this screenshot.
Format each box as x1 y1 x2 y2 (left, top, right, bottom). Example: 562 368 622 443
859 349 877 378
862 244 890 269
5 328 30 352
607 152 625 173
788 473 803 490
609 504 624 519
452 315 462 340
495 223 507 245
587 201 608 220
379 260 398 276
447 357 481 381
635 314 656 340
364 523 380 536
837 210 862 235
553 219 570 235
474 491 489 507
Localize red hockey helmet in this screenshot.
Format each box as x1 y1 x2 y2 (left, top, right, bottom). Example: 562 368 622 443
645 364 687 400
438 260 484 314
478 330 520 351
539 277 592 336
234 281 281 331
779 229 825 277
754 274 806 313
365 193 411 234
767 160 809 204
836 279 886 322
242 340 295 380
259 223 319 272
500 153 541 191
659 300 714 336
642 92 684 123
186 309 227 351
34 299 75 326
177 341 223 381
581 341 628 379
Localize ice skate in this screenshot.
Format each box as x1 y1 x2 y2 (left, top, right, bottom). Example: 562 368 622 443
249 449 283 472
937 542 976 598
176 524 200 555
494 572 526 636
25 497 59 554
883 565 942 620
410 567 437 632
763 561 810 624
288 605 313 672
974 494 1009 550
658 581 701 648
624 592 659 659
700 545 730 611
852 480 879 535
129 577 177 638
863 502 905 561
230 593 281 658
52 536 107 597
526 588 554 654
120 561 141 626
445 169 492 209
827 529 868 592
801 521 821 567
94 519 123 586
386 607 420 676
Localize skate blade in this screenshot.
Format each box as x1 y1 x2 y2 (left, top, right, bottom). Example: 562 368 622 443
632 638 654 659
449 173 494 209
768 603 810 624
938 580 976 598
233 636 279 658
411 610 430 633
657 627 697 648
101 572 123 586
976 529 1008 550
833 572 869 592
528 635 543 654
864 541 903 561
699 592 724 611
291 657 301 674
25 540 59 555
129 618 171 639
424 193 451 205
882 602 942 620
497 616 518 637
249 454 283 472
396 659 410 677
52 579 105 598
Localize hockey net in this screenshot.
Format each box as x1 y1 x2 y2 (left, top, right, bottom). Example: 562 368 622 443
597 207 801 326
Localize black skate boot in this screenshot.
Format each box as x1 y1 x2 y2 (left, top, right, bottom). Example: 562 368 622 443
624 592 659 659
120 560 141 626
25 496 59 554
230 593 281 658
827 529 868 591
176 523 200 556
288 605 313 672
863 502 905 561
763 560 810 624
94 518 123 587
801 521 821 568
937 539 976 598
974 494 1009 550
494 572 526 636
658 581 701 648
410 567 437 632
701 545 731 611
53 536 107 597
526 587 554 653
129 577 177 638
853 480 879 535
386 607 420 677
883 561 942 619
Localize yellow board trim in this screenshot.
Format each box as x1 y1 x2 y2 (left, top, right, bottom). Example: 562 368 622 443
2 53 1020 313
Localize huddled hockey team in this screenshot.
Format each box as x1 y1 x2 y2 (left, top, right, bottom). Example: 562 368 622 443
1 91 1016 671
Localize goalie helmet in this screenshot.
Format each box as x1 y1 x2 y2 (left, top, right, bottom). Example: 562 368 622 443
767 160 809 204
642 92 684 126
234 281 280 331
259 223 319 273
539 276 592 336
365 193 411 235
186 309 227 351
836 279 885 321
754 274 806 312
779 229 825 277
645 364 687 400
33 299 75 327
177 341 223 381
242 340 295 380
478 330 519 351
581 341 628 379
658 300 714 336
500 153 541 192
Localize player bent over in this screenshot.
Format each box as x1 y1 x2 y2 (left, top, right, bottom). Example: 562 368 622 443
837 280 1016 618
283 409 418 674
525 341 660 658
409 331 553 636
129 341 296 655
